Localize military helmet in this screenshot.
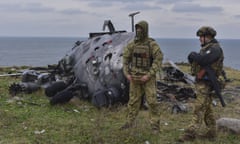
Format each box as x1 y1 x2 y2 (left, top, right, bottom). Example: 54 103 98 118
196 26 217 37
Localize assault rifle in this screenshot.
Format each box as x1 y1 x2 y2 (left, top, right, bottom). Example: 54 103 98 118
203 67 226 107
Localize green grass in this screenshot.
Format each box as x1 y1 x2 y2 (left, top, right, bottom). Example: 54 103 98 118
1 65 240 144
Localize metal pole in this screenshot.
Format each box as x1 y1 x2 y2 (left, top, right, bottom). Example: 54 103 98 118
131 17 134 32
128 12 140 32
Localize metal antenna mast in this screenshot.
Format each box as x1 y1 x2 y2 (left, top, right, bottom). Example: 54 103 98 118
128 11 140 32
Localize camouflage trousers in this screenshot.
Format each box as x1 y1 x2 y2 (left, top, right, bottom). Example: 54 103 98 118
187 81 216 135
126 77 160 130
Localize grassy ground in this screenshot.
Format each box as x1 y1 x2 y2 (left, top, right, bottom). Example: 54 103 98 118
0 65 240 144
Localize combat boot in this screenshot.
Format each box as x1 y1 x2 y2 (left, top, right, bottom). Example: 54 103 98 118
150 120 160 134
198 130 216 141
177 129 196 142
151 127 161 135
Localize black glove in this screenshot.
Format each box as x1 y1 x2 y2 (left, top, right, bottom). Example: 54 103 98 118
188 52 198 63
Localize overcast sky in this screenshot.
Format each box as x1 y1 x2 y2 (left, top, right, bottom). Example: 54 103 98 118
1 0 240 39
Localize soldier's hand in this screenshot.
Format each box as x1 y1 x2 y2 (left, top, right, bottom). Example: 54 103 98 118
188 51 197 63
126 74 132 81
141 75 150 82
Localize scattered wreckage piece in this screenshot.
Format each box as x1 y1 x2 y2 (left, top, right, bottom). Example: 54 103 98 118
9 82 40 96
156 80 196 102
8 60 196 111
8 70 53 96
163 60 195 85
156 62 196 113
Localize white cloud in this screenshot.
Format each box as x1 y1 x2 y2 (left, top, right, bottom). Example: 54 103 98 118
172 3 223 13
0 0 240 39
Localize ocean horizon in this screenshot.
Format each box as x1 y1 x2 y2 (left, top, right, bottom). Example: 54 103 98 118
0 37 239 70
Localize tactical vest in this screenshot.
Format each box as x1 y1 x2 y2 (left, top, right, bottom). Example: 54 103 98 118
191 42 224 77
131 41 152 70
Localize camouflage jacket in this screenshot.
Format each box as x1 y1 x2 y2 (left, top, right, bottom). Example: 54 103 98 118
122 21 163 77
191 39 224 78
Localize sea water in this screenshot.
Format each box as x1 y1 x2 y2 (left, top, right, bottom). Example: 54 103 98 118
0 37 239 70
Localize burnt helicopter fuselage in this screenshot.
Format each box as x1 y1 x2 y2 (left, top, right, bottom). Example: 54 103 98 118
57 31 135 107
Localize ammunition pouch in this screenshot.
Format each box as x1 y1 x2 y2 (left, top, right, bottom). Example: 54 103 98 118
132 43 152 69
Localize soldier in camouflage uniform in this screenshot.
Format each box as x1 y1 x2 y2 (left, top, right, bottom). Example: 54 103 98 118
121 20 163 132
178 26 224 142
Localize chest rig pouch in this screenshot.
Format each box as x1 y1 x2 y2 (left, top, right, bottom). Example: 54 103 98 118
132 44 152 69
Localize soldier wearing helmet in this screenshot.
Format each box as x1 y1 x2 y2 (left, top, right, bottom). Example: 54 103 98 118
196 26 217 37
121 20 163 133
178 26 225 142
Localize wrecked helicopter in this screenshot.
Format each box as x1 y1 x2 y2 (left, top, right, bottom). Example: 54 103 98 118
8 15 196 109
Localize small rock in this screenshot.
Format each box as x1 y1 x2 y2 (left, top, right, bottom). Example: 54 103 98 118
217 117 240 134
